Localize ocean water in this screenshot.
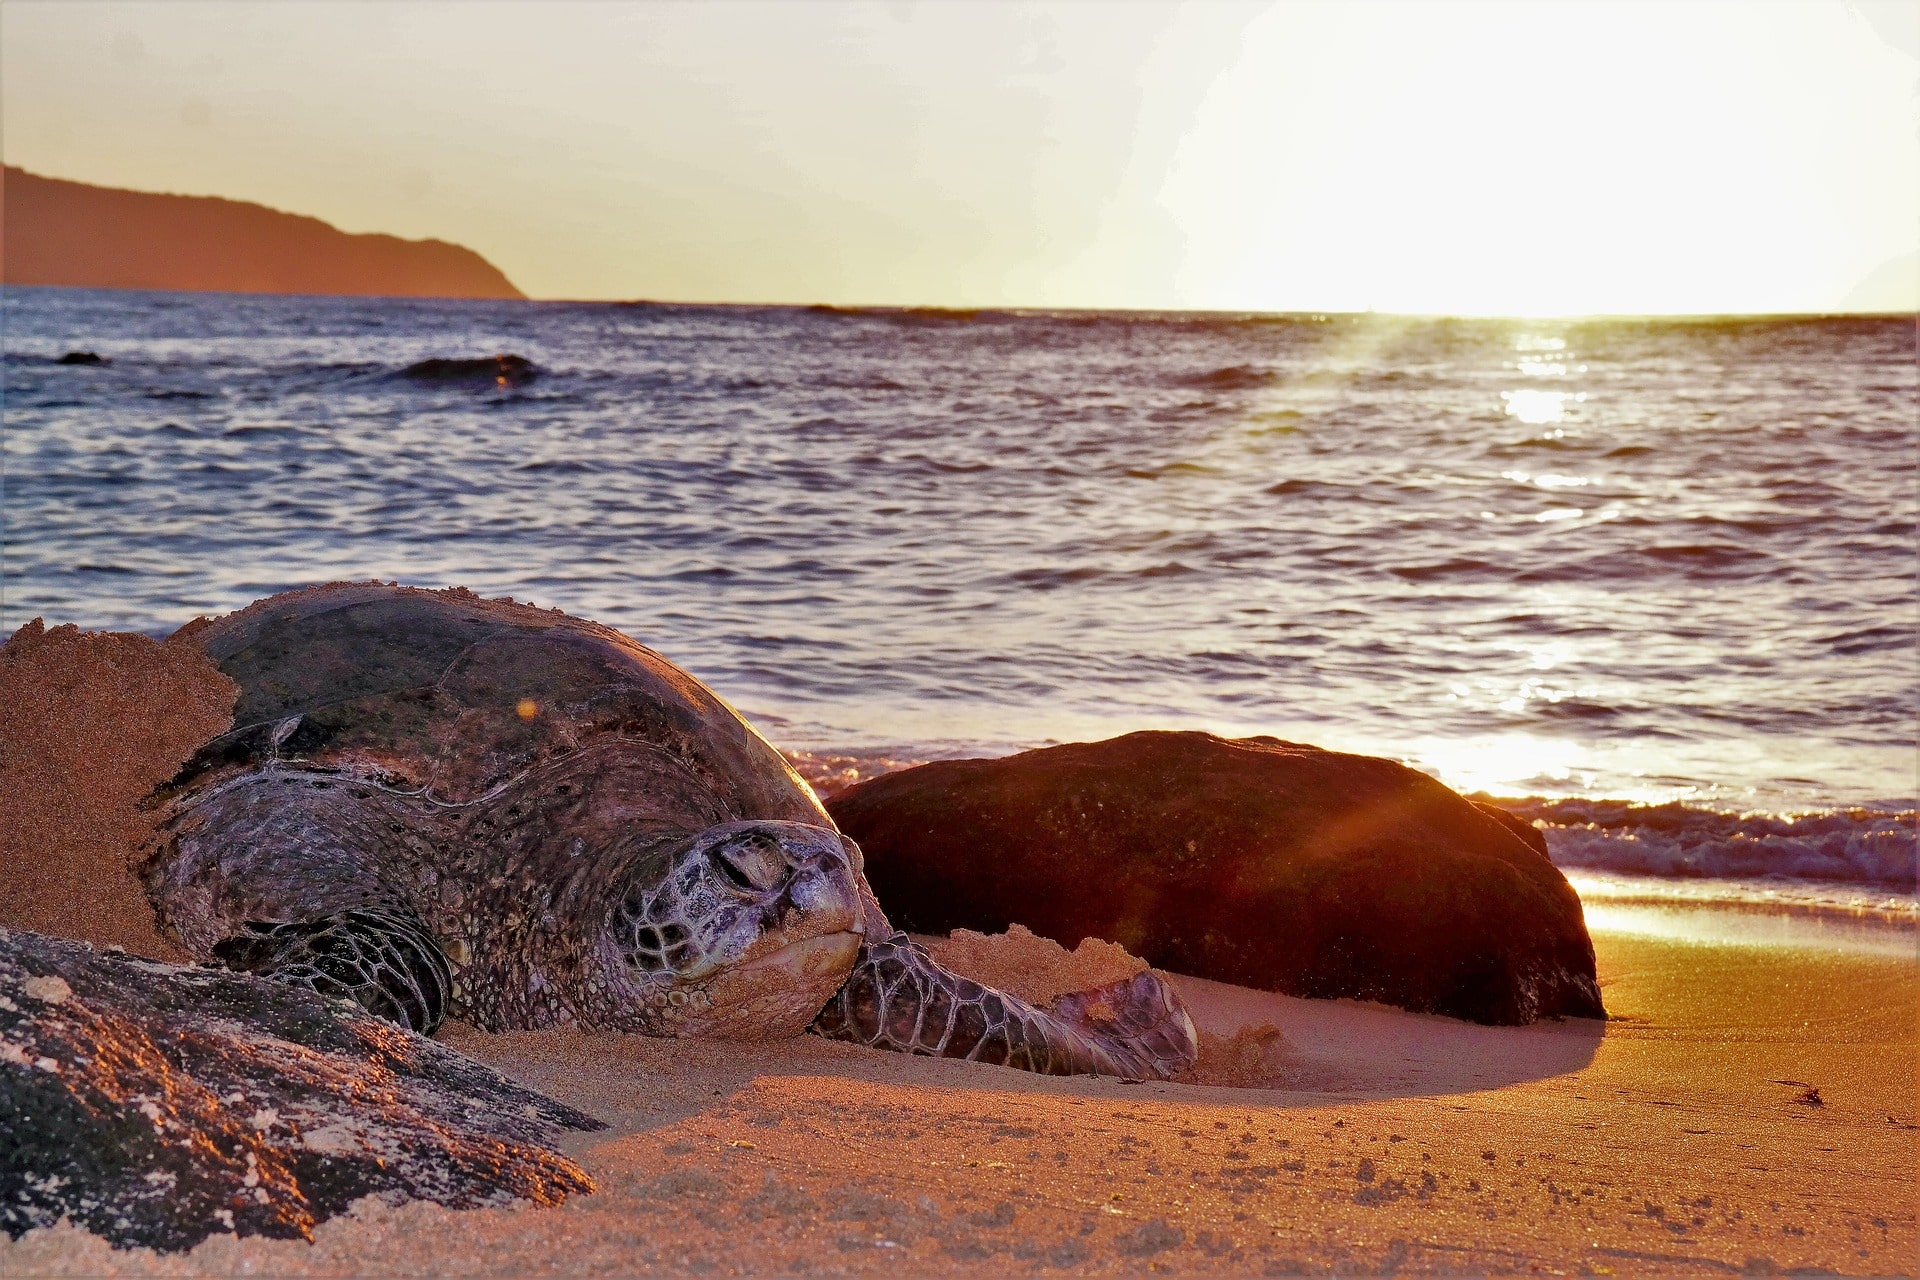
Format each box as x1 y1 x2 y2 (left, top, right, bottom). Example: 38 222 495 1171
4 287 1914 906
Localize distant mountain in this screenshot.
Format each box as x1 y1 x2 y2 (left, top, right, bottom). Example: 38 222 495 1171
0 166 524 300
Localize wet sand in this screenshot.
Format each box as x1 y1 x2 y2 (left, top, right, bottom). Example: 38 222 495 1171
7 925 1913 1277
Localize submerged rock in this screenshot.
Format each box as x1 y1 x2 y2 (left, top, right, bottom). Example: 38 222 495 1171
828 730 1603 1025
398 354 537 386
0 928 601 1253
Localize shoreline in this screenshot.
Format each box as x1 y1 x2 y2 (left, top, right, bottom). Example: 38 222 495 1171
8 918 1914 1277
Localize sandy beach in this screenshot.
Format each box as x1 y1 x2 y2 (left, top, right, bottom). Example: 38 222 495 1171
6 917 1912 1277
3 616 1915 1276
5 1 1915 1270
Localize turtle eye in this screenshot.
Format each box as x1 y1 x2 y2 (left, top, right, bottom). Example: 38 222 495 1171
713 831 790 895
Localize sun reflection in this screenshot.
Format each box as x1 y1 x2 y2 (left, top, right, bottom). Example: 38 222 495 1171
1573 894 1917 956
1500 389 1585 424
1502 332 1591 425
1404 733 1587 797
1495 677 1594 713
1519 640 1575 670
1502 471 1593 489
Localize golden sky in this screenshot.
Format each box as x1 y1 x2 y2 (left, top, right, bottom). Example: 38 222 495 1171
4 0 1915 313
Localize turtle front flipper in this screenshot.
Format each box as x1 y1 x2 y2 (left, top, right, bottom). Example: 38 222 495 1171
213 906 453 1035
810 933 1198 1079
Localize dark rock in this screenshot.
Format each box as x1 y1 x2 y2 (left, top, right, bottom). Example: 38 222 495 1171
398 354 537 386
55 351 106 366
827 731 1602 1025
1 927 601 1252
1471 799 1551 858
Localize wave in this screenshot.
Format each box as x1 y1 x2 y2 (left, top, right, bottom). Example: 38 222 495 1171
513 458 599 474
1388 557 1499 582
1486 796 1917 889
1171 364 1275 391
1263 478 1352 497
1517 543 1777 582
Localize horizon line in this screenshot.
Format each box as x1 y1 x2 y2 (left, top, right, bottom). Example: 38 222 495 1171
4 282 1913 324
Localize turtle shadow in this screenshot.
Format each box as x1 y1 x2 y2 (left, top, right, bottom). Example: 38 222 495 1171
438 1021 794 1147
1157 973 1607 1102
442 972 1607 1143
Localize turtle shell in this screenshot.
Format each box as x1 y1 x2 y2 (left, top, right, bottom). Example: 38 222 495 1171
166 583 824 826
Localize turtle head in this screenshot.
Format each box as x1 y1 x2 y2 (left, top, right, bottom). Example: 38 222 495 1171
606 820 866 1038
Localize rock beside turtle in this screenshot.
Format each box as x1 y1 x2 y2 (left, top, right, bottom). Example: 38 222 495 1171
827 731 1604 1026
0 927 600 1253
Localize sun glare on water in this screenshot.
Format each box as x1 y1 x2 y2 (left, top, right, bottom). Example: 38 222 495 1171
1404 732 1590 799
1501 389 1581 425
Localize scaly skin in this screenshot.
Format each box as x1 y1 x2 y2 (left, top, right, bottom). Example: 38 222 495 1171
813 933 1198 1079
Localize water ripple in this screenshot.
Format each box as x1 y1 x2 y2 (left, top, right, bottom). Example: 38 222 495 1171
3 290 1912 821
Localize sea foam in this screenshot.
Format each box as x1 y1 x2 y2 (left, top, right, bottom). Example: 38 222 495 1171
1498 796 1918 890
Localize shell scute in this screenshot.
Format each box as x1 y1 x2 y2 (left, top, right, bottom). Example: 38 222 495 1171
213 594 509 731
176 584 827 825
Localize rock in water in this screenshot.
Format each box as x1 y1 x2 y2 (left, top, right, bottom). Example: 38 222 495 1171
0 928 601 1253
398 354 538 386
827 731 1604 1025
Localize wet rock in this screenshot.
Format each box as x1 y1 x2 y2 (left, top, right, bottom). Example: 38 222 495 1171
1471 798 1551 858
0 928 601 1252
55 351 106 365
398 354 537 386
828 730 1603 1024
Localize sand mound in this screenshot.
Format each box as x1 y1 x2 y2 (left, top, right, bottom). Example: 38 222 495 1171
1174 1024 1297 1089
923 924 1147 1006
0 619 235 959
916 927 1313 1090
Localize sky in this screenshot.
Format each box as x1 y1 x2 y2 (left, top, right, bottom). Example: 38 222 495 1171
3 0 1915 313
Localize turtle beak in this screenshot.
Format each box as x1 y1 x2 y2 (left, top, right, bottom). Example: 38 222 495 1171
703 821 864 951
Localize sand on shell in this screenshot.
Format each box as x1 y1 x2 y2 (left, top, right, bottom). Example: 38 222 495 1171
0 619 234 960
922 924 1147 1006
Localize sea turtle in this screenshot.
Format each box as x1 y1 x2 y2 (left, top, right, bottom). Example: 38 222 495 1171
140 584 1198 1078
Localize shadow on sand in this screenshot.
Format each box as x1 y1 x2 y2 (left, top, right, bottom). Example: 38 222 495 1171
445 970 1607 1149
